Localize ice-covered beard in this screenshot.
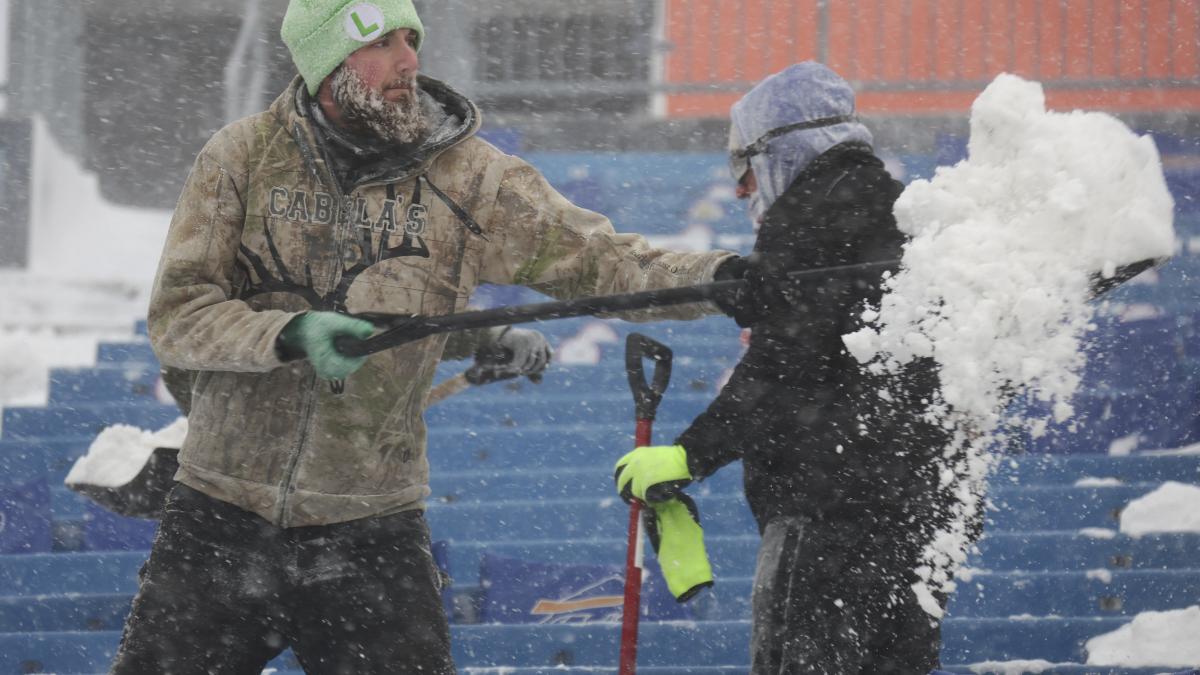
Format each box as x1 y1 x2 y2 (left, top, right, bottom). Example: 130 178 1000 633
330 66 425 144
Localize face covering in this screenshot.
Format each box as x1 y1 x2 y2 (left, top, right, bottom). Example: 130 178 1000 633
728 62 875 222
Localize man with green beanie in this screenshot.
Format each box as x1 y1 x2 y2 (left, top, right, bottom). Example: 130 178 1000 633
115 0 735 672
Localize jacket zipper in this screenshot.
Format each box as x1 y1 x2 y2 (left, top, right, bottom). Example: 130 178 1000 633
276 369 319 526
276 123 352 527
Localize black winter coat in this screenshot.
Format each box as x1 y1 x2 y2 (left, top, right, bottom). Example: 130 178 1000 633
678 143 950 531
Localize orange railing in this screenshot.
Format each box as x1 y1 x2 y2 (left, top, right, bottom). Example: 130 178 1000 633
662 0 1200 116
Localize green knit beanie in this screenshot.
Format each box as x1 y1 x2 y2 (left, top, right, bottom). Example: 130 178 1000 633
281 0 425 95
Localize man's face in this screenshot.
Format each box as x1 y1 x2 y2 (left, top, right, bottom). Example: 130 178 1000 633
326 28 425 143
736 168 764 229
735 169 758 200
342 28 420 102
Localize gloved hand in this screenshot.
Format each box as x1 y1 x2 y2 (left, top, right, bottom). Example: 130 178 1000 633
466 326 552 385
277 311 375 381
645 494 714 602
614 444 692 504
710 255 785 328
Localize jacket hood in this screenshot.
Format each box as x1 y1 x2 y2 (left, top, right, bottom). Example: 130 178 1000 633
729 62 874 219
274 73 482 189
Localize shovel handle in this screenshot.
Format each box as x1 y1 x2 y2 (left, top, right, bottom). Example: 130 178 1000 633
619 334 673 675
625 334 673 423
619 499 645 675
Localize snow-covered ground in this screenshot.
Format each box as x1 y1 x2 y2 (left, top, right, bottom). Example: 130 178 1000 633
0 119 171 407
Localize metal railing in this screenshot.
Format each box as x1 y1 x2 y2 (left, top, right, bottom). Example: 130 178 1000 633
450 0 1200 116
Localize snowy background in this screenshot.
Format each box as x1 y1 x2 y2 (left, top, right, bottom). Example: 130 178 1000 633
2 1 1200 673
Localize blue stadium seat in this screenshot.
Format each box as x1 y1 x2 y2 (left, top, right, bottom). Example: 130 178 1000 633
991 453 1200 486
439 535 758 587
945 569 1200 617
425 494 756 543
426 425 690 471
95 341 157 365
0 551 143 596
0 593 131 632
1014 382 1200 454
423 392 714 429
0 631 120 674
0 403 179 441
969 531 1200 572
0 620 1186 673
0 437 93 481
428 464 743 504
0 479 52 554
444 362 737 401
984 484 1160 532
47 364 161 406
81 502 158 552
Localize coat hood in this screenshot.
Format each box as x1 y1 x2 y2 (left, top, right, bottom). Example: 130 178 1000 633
729 62 874 220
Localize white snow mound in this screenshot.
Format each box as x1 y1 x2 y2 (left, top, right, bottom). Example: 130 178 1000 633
966 660 1060 675
1119 481 1200 536
1086 605 1200 667
65 417 187 488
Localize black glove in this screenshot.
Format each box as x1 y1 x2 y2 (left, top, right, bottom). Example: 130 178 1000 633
465 327 552 385
711 255 789 328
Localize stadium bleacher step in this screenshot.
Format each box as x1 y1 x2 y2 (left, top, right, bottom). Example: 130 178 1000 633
971 531 1200 571
991 453 1200 486
94 341 156 365
0 402 179 441
946 568 1200 617
47 363 162 405
3 309 1199 672
0 618 1178 672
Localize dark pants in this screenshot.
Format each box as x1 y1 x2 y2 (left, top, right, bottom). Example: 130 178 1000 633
750 515 942 675
111 484 454 675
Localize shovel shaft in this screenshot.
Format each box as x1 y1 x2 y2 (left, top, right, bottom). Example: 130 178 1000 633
619 498 645 675
619 418 656 675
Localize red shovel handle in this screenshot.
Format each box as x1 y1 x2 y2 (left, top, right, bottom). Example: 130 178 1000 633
619 335 672 675
619 499 645 675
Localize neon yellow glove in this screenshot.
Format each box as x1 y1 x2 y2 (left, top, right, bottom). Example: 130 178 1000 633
613 444 692 503
646 494 714 602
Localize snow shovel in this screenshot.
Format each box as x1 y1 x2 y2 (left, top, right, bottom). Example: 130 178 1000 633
66 364 491 520
334 256 1162 359
619 333 673 675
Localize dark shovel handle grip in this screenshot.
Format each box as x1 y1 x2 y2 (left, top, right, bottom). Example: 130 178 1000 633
625 333 673 422
334 335 365 357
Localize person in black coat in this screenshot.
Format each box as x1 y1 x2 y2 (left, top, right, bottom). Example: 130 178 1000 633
614 62 959 674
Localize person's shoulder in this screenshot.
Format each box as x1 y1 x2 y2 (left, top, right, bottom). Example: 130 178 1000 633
441 135 524 168
194 111 277 176
434 136 541 193
821 146 901 205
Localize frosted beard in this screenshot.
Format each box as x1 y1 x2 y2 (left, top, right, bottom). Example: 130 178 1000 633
331 67 426 145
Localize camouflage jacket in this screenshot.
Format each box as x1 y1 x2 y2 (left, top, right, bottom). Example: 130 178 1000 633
147 76 733 527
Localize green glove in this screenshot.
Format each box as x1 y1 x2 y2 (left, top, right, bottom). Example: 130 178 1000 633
614 444 692 504
646 494 714 602
278 311 375 381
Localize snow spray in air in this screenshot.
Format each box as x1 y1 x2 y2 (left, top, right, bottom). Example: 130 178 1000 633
842 73 1176 617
